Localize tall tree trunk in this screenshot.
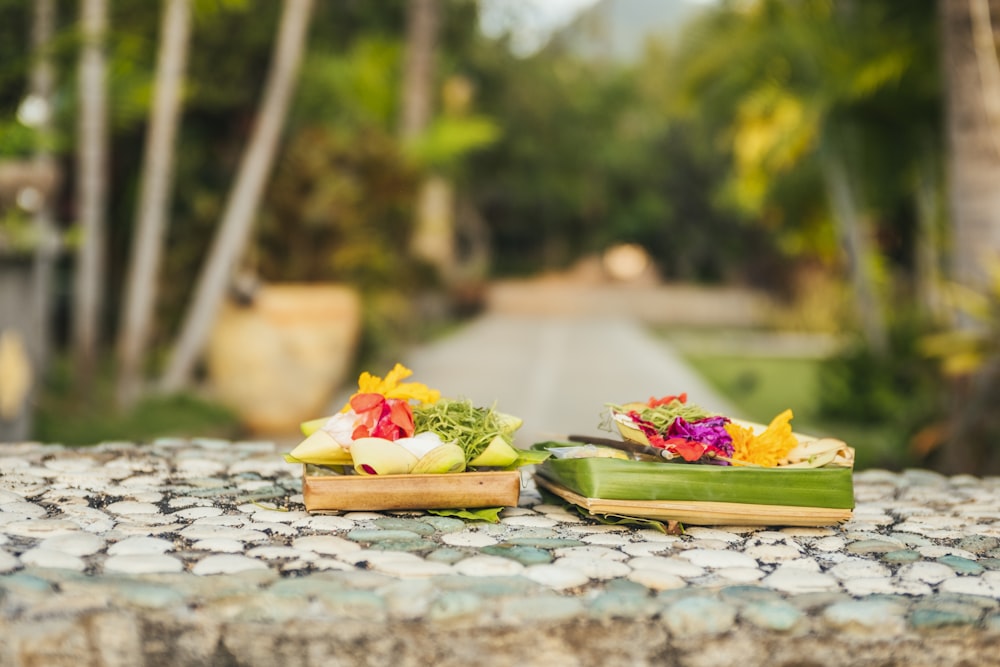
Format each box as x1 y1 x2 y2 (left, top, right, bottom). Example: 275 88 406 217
159 0 314 393
401 0 455 284
943 0 1000 291
116 0 192 409
938 0 1000 473
400 0 439 143
73 0 109 389
20 0 60 440
914 149 945 320
820 148 888 355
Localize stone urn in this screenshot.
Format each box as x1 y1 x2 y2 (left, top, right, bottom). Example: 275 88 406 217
206 283 361 436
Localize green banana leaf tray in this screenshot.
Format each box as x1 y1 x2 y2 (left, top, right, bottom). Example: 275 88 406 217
531 441 855 527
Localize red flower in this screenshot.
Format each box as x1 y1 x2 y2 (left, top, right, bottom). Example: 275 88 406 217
646 431 707 462
666 438 707 462
349 393 415 441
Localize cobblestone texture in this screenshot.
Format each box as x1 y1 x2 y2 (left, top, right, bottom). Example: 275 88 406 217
3 439 1000 666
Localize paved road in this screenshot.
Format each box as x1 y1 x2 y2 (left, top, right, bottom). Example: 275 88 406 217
399 312 741 447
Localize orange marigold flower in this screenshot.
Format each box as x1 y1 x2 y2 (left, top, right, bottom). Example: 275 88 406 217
725 409 798 467
342 363 440 412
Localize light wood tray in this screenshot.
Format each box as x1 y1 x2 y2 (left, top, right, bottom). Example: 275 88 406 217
302 468 522 512
536 476 853 527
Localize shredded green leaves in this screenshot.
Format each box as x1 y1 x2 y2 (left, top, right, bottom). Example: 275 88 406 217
413 399 509 463
604 401 714 433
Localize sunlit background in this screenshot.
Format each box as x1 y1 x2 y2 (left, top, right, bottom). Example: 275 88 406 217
0 0 998 475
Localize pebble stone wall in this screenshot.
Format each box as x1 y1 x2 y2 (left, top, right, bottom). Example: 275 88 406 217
3 438 1000 666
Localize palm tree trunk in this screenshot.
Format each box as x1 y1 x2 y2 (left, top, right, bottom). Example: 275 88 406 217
820 149 888 355
27 0 59 435
942 0 1000 291
116 0 192 408
913 150 944 320
159 0 315 393
400 0 439 143
938 0 1000 473
401 0 456 282
73 0 109 389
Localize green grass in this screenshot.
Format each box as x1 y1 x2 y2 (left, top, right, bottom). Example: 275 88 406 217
36 391 243 447
34 359 243 446
660 329 905 470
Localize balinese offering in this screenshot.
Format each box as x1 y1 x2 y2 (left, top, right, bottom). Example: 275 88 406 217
533 393 855 528
607 393 853 468
286 364 546 512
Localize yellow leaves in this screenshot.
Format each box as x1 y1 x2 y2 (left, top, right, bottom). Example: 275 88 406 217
343 363 441 411
921 329 985 377
726 409 799 467
921 266 1000 377
729 88 818 213
733 90 814 171
850 51 910 99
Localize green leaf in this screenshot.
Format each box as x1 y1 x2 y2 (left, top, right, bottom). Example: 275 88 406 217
565 504 682 534
407 116 500 170
532 441 855 509
427 507 503 523
506 447 552 469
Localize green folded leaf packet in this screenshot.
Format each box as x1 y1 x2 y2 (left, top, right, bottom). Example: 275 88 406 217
531 393 856 527
533 442 855 509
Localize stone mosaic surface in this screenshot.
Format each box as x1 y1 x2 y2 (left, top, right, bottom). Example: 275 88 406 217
3 439 1000 666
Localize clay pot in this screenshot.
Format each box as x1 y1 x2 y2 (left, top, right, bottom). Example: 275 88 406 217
207 283 361 435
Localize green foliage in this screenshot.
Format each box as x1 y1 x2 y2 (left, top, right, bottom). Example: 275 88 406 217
673 0 941 273
0 0 31 112
0 0 958 447
922 266 1000 376
36 391 242 447
407 115 500 172
0 119 36 157
255 126 421 288
814 312 944 471
35 358 241 446
917 267 1000 471
0 208 40 254
669 328 917 470
293 38 403 133
460 37 779 280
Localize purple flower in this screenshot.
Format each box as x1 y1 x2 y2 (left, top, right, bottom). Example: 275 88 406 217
668 416 734 459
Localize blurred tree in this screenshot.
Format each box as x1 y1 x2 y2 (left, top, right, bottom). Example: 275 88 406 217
942 0 1000 293
400 0 439 143
116 0 191 408
675 0 940 349
461 31 769 282
935 0 1000 473
28 0 59 376
400 0 499 291
74 0 109 390
400 0 454 282
160 0 315 393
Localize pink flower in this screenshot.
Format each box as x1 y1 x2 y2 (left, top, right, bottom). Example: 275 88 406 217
349 393 415 441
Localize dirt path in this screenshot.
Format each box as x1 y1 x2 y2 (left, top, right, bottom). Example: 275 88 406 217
400 311 741 447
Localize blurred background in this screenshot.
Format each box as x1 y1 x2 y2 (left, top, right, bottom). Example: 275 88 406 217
0 0 998 474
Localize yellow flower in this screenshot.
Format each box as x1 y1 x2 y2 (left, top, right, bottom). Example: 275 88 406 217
342 363 440 411
726 409 798 467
